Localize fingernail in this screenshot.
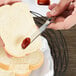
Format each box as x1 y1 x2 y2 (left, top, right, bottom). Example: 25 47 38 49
50 9 56 15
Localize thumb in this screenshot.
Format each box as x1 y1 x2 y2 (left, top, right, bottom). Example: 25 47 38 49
49 0 71 16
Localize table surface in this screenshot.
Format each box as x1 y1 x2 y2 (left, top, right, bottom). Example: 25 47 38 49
34 17 76 76
62 26 76 76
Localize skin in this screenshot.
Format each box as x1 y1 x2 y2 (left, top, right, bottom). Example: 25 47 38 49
0 0 75 30
47 0 76 30
0 0 21 6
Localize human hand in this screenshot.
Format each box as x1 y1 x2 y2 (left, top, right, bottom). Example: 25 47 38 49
0 0 21 6
47 0 76 30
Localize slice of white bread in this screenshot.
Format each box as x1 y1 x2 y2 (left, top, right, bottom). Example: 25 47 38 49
11 50 44 70
12 64 32 76
0 47 44 76
0 68 14 76
0 2 41 57
0 67 30 76
12 50 44 76
0 47 12 70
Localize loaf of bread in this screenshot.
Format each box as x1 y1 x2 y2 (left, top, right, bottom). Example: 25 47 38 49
0 2 41 57
0 2 44 76
0 46 44 76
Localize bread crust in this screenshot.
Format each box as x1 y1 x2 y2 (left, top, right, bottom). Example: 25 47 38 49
15 70 32 76
0 50 44 76
29 51 44 70
0 63 9 70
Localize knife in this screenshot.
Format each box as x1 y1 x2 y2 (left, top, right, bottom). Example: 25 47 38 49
21 18 53 49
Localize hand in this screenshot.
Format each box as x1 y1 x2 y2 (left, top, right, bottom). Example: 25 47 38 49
0 0 21 6
47 0 76 30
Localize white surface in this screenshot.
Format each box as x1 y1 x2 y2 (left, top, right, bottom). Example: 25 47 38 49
30 36 54 76
22 0 60 16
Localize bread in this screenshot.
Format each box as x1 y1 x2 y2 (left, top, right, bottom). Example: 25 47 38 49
0 68 30 76
13 64 32 76
0 68 14 76
0 47 11 70
0 47 44 76
0 2 44 76
11 50 44 70
0 2 41 57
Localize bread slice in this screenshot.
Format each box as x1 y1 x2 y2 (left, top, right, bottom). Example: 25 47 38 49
0 48 44 76
12 64 32 76
0 2 42 57
0 67 30 76
11 50 44 70
0 68 14 76
11 50 44 76
24 50 44 70
0 47 12 70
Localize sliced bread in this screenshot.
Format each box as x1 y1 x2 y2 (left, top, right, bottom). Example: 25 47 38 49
0 47 44 76
0 2 41 57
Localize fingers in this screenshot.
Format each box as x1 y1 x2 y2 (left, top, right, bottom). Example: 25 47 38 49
47 22 65 30
46 3 57 17
48 3 57 10
46 12 52 18
64 5 76 29
47 0 71 17
68 3 74 10
47 13 76 30
74 1 76 7
0 0 5 6
46 0 75 30
55 16 64 22
60 9 74 18
47 17 65 30
63 15 76 29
